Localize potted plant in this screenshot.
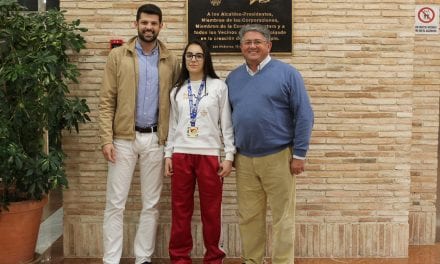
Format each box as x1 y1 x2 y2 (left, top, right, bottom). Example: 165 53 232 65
0 0 90 262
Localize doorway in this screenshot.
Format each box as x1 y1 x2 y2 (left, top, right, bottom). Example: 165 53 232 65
17 0 59 11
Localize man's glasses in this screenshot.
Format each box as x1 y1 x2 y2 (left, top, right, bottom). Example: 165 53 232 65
241 39 267 47
185 53 204 61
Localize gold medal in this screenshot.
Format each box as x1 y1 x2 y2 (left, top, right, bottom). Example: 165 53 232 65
187 79 206 138
187 126 199 137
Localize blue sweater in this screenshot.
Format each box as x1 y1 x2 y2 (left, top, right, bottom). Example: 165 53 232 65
226 59 314 157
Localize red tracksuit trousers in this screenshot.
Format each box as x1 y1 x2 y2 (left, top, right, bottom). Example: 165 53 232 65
169 153 225 264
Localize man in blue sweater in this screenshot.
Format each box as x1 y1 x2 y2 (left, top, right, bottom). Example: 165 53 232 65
226 24 314 264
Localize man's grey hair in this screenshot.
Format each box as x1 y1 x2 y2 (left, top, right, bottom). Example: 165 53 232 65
238 24 271 42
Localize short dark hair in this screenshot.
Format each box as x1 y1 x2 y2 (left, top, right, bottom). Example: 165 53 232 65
136 4 162 23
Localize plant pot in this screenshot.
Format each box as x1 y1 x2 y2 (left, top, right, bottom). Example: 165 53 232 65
0 196 48 264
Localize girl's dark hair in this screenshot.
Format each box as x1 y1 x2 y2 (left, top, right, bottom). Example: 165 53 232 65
136 4 162 23
174 39 219 99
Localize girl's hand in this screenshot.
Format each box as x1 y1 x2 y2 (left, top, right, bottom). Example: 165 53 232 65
165 157 173 177
218 160 233 177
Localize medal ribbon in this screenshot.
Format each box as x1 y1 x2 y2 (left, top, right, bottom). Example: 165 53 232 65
187 79 206 127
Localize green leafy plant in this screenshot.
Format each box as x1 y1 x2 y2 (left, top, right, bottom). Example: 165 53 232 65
0 0 90 210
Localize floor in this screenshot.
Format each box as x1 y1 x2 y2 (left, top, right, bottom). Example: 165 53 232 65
34 190 440 264
36 243 440 264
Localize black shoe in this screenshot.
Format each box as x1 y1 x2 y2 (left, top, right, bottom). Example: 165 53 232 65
141 262 151 264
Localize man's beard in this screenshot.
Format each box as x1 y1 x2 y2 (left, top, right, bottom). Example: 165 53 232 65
138 29 158 43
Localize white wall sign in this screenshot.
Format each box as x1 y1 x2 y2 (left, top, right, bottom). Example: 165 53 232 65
415 5 439 34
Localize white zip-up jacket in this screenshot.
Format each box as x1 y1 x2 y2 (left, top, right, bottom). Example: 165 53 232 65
165 77 236 161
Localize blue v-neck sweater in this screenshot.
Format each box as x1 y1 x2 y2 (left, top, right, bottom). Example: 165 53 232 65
226 59 314 158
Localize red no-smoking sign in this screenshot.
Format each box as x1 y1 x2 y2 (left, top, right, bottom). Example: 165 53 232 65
415 5 439 34
418 7 435 23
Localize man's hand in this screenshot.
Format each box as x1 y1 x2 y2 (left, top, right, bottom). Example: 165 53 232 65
218 160 233 178
102 143 116 163
165 157 173 177
290 158 305 175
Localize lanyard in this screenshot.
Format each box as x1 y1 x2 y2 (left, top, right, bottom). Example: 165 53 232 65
187 79 206 127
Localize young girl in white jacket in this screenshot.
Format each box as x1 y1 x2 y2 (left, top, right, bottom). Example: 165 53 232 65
164 39 235 264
